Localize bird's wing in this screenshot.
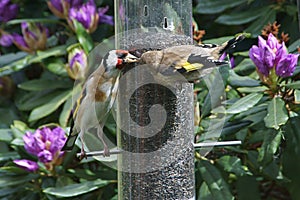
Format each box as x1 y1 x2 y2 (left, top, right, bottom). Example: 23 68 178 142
62 63 106 151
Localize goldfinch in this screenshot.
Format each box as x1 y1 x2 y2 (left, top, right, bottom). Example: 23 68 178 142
131 34 245 81
62 50 138 158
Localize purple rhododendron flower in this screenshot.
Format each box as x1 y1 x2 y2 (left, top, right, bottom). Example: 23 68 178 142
98 6 114 26
276 54 299 77
219 52 235 68
47 0 83 18
0 32 13 47
70 50 85 69
12 22 48 53
69 0 99 33
13 159 39 172
249 33 299 78
0 0 18 22
67 47 87 79
23 127 66 164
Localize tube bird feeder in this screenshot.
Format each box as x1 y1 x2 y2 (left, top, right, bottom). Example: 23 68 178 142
115 0 195 199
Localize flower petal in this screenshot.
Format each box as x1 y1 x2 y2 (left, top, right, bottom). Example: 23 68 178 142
0 0 18 22
38 150 53 163
262 45 276 69
249 45 269 76
276 54 299 77
13 159 39 172
0 33 13 47
266 33 280 50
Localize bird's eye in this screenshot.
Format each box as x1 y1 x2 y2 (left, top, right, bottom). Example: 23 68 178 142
116 50 129 59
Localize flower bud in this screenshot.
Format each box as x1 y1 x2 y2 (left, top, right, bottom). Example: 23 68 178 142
68 0 99 33
21 127 66 171
98 6 114 26
0 0 18 22
249 33 299 78
66 47 87 80
0 30 13 47
13 22 48 53
47 0 83 18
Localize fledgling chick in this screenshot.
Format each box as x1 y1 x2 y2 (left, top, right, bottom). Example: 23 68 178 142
62 50 138 158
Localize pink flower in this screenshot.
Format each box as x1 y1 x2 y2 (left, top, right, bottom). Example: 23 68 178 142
68 0 99 33
13 159 39 172
23 127 66 164
13 22 48 53
47 0 83 18
249 33 299 78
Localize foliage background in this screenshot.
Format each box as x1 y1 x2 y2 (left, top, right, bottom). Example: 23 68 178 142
0 0 299 199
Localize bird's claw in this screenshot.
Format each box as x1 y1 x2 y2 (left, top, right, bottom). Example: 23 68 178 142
79 149 87 160
103 146 110 157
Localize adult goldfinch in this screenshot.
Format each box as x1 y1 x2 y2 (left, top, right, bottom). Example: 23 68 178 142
62 50 138 158
132 34 245 81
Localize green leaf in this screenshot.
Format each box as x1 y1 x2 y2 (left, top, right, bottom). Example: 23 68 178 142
225 93 263 114
6 18 60 25
16 90 65 111
221 120 252 137
0 45 67 76
0 173 39 187
43 179 111 197
217 156 248 176
283 81 300 89
237 86 268 93
264 97 289 130
234 104 267 120
28 89 73 122
215 8 264 25
234 58 256 76
236 176 261 200
0 129 13 142
282 117 300 199
73 20 93 53
258 130 282 165
0 107 19 127
195 0 248 14
0 52 27 66
18 79 72 91
44 57 68 77
0 187 21 197
59 96 73 127
295 90 300 104
288 38 300 53
202 36 233 45
243 110 267 126
201 68 226 117
0 152 19 162
198 182 214 200
198 160 234 200
228 70 260 87
245 8 276 36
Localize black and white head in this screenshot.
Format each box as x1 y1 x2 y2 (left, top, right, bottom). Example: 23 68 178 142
103 50 139 74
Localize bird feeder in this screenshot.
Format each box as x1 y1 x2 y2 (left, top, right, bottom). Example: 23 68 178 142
115 0 195 199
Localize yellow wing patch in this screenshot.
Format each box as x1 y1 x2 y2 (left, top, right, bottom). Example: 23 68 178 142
181 62 204 72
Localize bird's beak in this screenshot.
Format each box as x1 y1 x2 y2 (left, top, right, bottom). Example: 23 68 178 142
124 53 139 63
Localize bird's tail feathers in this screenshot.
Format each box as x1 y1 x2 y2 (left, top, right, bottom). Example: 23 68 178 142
219 34 245 55
61 119 78 151
62 134 78 151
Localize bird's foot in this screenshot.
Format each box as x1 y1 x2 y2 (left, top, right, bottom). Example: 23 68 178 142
79 149 87 160
103 146 110 157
